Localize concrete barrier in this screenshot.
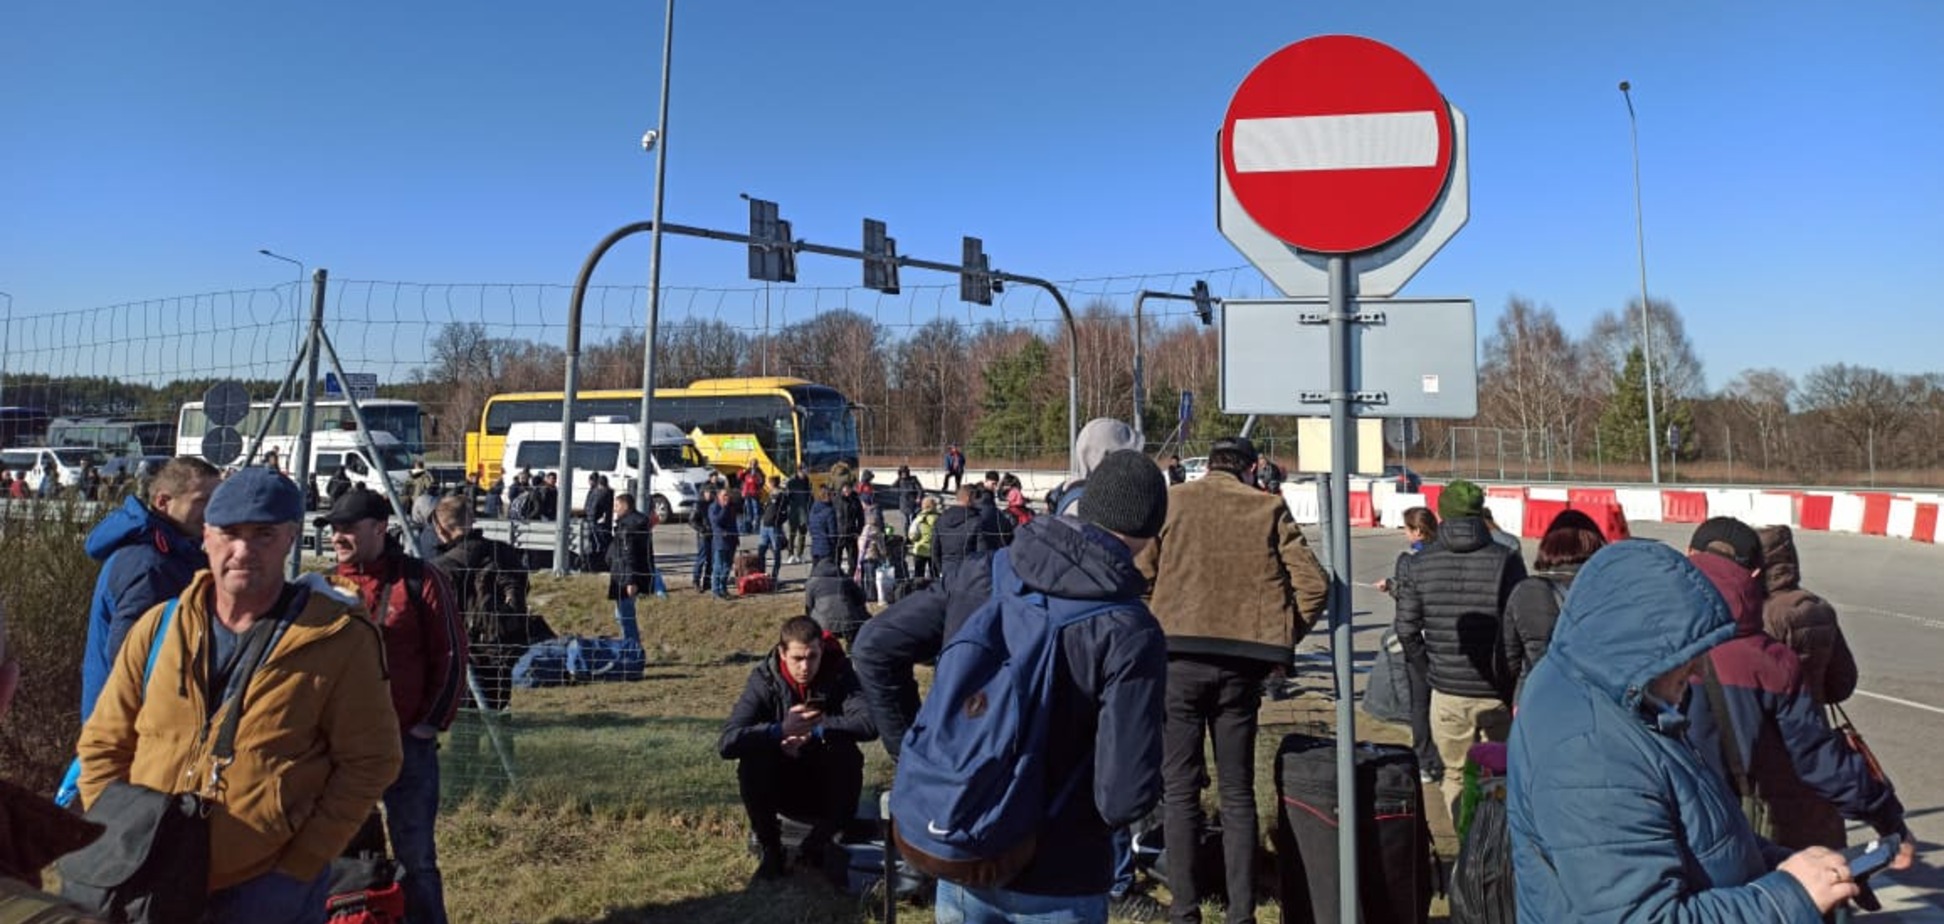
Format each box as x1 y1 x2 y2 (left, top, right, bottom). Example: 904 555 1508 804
1282 483 1321 525
1704 489 1758 524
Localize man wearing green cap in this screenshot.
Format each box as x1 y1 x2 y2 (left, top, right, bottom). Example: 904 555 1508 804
1395 478 1527 811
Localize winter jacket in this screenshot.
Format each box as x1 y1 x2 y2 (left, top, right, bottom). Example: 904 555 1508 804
908 509 939 559
761 492 788 529
1394 516 1526 701
892 473 925 516
709 497 742 550
609 509 654 599
1501 564 1580 703
1509 542 1822 923
81 496 208 720
432 529 531 642
1135 471 1329 667
719 632 876 763
809 499 839 560
1757 526 1857 707
973 491 1015 548
77 572 403 892
929 504 990 579
585 484 614 526
332 548 469 733
1683 552 1904 849
785 473 812 522
803 559 869 642
851 516 1169 897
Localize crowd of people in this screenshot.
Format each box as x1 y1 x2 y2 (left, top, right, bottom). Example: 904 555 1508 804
0 427 1925 924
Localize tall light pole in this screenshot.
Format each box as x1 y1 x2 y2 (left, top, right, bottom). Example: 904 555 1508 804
258 248 307 355
0 290 10 407
632 0 675 508
1619 81 1663 484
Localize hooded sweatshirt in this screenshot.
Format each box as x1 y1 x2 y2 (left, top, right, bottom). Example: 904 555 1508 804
1757 525 1857 706
1683 552 1903 844
81 496 208 720
1508 541 1822 923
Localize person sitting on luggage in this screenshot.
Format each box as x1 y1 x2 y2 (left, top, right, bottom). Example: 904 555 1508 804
719 616 877 882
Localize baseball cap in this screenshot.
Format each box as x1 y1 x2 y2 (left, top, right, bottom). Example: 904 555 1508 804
205 467 307 528
313 487 395 528
1689 517 1764 570
1210 436 1259 466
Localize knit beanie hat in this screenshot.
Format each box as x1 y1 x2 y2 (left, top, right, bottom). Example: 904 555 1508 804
1078 450 1169 539
1072 417 1142 478
1439 479 1485 520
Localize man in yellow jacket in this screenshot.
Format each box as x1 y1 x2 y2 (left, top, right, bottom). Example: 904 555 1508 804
78 466 402 923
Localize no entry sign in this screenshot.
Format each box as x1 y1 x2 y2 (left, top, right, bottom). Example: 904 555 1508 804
1222 35 1454 255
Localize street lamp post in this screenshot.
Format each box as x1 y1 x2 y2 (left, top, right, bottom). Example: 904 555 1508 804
0 290 10 407
1619 81 1663 484
258 249 308 355
630 0 676 528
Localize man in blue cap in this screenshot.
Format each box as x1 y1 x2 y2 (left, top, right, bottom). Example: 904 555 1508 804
77 467 401 923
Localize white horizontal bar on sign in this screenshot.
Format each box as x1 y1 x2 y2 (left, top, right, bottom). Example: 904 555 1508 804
1231 111 1440 173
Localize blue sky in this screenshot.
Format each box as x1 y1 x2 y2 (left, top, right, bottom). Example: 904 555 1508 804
3 2 1940 390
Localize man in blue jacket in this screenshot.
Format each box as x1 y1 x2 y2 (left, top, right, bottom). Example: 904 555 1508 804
1509 540 1863 922
853 450 1170 923
808 486 838 567
710 485 743 599
78 456 221 720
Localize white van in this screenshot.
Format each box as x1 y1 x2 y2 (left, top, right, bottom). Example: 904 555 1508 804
0 446 110 492
237 430 413 504
502 419 711 521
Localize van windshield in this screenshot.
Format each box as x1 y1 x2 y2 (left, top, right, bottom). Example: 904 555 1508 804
374 444 414 472
651 444 705 470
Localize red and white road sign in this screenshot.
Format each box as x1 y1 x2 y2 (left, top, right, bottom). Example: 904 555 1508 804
1222 35 1454 255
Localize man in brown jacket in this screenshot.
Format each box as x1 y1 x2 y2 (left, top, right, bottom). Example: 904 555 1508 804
1757 525 1858 707
1137 436 1329 924
78 467 401 923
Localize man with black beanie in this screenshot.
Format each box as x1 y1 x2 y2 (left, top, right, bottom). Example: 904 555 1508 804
853 450 1170 920
1136 435 1329 924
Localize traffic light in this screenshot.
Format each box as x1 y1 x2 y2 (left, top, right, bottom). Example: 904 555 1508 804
961 236 993 306
863 219 900 295
1191 279 1217 326
746 197 796 283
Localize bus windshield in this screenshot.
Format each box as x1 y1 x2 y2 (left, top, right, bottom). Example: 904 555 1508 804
797 399 858 472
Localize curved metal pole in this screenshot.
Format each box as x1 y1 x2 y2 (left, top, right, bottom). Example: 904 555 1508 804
999 273 1078 459
555 221 657 574
1621 81 1662 484
636 0 676 526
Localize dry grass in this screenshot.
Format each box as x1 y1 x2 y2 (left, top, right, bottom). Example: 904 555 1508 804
434 570 1456 924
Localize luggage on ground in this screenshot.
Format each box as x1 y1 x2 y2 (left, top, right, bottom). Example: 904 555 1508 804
1273 733 1434 924
737 572 774 596
1362 629 1414 725
1448 773 1514 924
511 635 646 688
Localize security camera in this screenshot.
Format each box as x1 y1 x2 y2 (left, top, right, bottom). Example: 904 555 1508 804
640 129 660 152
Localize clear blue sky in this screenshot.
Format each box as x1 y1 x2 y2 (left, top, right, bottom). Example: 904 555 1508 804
3 1 1939 389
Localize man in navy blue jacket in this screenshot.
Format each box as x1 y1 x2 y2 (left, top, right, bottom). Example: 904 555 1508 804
78 456 221 720
853 450 1169 922
1682 517 1916 865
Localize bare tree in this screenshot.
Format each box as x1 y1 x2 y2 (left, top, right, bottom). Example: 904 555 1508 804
658 319 748 386
1797 363 1916 482
1723 368 1794 472
1584 297 1706 400
1479 297 1583 460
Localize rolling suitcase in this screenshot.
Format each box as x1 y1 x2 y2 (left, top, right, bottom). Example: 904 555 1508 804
1274 733 1433 924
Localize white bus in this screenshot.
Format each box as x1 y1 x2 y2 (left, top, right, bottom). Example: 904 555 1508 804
176 398 428 459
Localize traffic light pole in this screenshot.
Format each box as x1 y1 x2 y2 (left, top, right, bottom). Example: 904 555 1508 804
553 219 1081 574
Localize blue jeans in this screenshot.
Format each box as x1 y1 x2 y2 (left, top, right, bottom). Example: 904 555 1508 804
713 542 737 595
758 526 783 576
934 881 1108 924
691 540 713 588
1110 827 1134 898
205 868 330 924
615 593 640 642
383 735 448 924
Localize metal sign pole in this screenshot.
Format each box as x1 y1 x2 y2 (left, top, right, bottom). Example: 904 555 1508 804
289 269 327 579
1326 254 1360 919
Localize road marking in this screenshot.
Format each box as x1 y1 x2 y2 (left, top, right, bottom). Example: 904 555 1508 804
1852 689 1944 717
1826 600 1944 633
1231 112 1440 173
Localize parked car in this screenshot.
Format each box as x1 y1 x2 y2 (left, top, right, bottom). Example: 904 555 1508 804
1182 456 1209 482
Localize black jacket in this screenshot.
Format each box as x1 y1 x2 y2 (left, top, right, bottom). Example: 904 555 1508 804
433 529 531 636
929 504 989 578
836 492 864 538
609 509 654 599
803 559 869 640
718 636 877 760
1502 564 1579 702
851 516 1168 896
585 485 614 526
1395 516 1526 701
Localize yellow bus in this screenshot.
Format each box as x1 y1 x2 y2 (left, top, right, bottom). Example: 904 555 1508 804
467 377 861 489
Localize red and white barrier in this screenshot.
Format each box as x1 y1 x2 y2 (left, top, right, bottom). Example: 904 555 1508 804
1888 499 1919 540
1617 488 1665 524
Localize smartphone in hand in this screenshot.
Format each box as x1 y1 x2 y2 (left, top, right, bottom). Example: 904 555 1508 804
1848 834 1902 881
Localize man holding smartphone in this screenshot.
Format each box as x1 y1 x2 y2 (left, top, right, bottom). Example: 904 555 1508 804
719 617 878 882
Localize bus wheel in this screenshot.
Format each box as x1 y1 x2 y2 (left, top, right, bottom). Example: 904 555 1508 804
652 496 673 523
